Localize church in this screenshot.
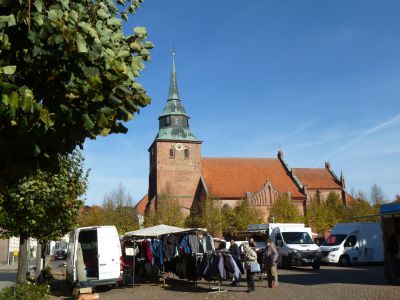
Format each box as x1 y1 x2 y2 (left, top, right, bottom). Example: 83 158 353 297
135 56 351 220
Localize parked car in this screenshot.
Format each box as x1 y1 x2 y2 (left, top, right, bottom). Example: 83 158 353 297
54 250 67 260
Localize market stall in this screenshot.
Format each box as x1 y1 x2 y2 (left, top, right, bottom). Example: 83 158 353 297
121 224 242 293
122 224 213 287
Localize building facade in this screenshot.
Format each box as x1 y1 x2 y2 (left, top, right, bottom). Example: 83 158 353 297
136 56 351 220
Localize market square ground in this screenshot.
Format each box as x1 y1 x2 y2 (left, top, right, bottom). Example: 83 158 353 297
47 264 399 299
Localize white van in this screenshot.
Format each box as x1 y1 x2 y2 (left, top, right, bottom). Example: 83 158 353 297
66 226 122 287
268 224 321 270
320 222 383 265
248 223 322 270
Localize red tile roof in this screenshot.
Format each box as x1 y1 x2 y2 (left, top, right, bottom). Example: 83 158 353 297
135 194 148 215
293 168 342 189
201 158 304 198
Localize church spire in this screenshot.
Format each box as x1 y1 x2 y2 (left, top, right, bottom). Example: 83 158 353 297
155 51 199 142
168 51 180 101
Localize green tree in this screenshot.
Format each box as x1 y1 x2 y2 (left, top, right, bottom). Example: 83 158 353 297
144 194 186 228
186 198 223 237
325 191 345 228
222 200 265 235
269 194 303 223
343 198 379 222
0 150 88 283
305 198 330 234
306 192 345 234
78 183 139 235
0 0 153 187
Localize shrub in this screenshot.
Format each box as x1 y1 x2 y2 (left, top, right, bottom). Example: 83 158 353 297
0 283 49 300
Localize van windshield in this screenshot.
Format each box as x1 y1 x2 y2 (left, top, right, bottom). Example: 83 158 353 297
322 234 347 246
281 232 314 244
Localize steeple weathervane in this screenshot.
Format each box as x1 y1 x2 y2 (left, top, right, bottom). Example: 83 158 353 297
168 49 180 101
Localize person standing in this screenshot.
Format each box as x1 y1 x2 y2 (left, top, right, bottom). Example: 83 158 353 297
264 238 279 288
243 243 257 293
249 238 256 250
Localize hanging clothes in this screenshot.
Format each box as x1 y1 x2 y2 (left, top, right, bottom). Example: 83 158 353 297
150 239 163 266
179 235 191 254
188 234 199 253
163 234 179 259
141 239 153 264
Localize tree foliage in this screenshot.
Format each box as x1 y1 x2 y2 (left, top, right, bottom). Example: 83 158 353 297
0 0 153 186
221 200 264 236
0 150 88 241
305 192 344 234
78 183 139 234
144 193 186 228
186 198 223 237
269 194 303 223
0 149 88 283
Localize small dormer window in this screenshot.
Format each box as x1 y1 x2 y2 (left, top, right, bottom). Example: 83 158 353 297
184 148 189 159
169 148 175 158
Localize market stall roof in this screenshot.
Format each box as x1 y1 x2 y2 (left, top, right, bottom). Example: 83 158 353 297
124 224 193 238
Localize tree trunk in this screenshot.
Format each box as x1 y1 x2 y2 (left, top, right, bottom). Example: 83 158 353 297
35 241 43 281
17 236 28 283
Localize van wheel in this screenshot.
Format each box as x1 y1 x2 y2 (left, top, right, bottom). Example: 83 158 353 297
312 263 320 270
339 255 350 266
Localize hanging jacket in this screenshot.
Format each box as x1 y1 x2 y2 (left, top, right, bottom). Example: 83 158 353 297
142 240 153 263
179 235 191 254
188 234 199 253
163 234 179 259
150 239 163 266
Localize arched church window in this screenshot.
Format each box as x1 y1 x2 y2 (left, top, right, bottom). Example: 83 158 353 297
169 148 175 158
184 148 189 159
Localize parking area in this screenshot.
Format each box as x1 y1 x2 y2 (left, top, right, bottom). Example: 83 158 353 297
49 264 399 299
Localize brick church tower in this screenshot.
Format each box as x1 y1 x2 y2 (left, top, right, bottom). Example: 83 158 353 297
148 54 202 212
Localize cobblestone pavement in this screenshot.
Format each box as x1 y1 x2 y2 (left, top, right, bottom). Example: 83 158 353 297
49 265 400 300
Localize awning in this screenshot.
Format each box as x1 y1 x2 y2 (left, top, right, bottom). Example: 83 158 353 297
123 224 197 238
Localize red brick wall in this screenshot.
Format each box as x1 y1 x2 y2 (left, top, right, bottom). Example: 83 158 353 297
149 141 202 211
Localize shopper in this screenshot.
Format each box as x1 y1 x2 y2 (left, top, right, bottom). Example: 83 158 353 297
243 243 257 293
249 238 256 250
264 238 279 288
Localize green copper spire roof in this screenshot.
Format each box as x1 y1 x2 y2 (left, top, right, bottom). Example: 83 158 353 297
156 52 200 142
168 52 180 101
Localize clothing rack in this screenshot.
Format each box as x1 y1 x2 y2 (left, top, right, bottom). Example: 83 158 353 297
208 279 227 294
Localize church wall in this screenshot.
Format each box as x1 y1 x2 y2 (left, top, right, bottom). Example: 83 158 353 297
306 189 344 203
155 141 201 210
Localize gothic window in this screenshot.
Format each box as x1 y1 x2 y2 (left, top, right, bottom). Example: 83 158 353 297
169 148 175 158
184 148 189 159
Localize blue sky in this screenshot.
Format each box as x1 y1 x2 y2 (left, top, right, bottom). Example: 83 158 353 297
83 0 400 205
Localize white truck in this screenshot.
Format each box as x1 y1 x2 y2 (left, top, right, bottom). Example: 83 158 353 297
248 223 322 270
320 222 383 265
66 226 122 287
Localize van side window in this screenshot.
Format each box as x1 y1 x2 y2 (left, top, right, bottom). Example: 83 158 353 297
345 235 357 247
275 233 283 246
